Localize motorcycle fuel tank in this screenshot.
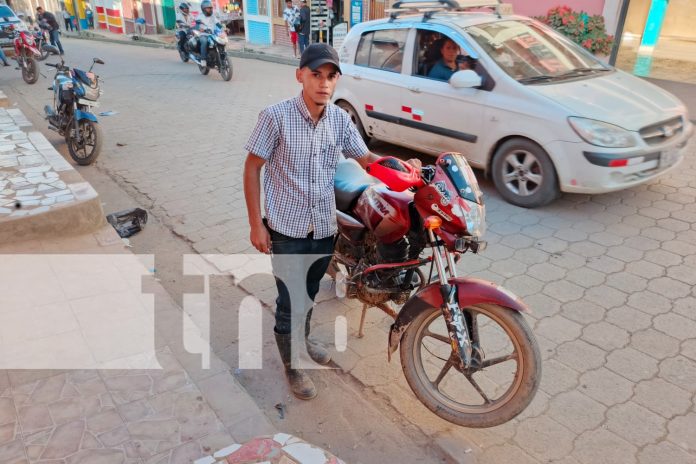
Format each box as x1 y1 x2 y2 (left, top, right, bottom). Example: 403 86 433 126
353 185 412 244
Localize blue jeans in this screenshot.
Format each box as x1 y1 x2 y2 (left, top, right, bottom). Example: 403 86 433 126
199 33 209 62
268 225 334 335
298 33 309 54
49 30 64 54
0 47 8 64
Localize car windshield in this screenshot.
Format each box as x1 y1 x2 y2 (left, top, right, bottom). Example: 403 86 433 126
0 5 15 19
466 20 608 83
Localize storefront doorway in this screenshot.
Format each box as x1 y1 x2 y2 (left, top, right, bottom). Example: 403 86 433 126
615 0 696 84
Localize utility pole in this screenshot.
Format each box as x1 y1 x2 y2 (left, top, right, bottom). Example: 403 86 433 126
609 0 630 66
72 0 81 32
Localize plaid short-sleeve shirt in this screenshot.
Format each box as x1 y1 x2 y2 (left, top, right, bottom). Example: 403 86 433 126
245 94 369 239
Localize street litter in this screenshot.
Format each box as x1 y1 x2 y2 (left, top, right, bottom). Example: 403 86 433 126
99 111 118 117
106 208 148 238
275 403 286 419
121 238 132 248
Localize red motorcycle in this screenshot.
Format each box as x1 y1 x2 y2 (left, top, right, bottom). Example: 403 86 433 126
5 24 41 84
331 153 541 427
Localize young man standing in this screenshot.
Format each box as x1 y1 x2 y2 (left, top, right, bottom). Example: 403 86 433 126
282 0 300 58
297 0 310 54
244 44 420 400
37 7 64 55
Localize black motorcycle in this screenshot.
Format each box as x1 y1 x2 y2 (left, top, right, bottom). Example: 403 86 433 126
184 23 232 82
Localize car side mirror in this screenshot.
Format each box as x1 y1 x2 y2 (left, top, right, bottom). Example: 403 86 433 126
449 69 482 89
42 43 60 55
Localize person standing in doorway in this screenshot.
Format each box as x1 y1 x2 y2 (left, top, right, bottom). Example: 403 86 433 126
298 0 310 54
37 7 64 55
61 7 73 31
243 44 420 400
283 0 300 58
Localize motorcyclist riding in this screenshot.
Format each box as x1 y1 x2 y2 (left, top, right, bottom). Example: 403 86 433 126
175 2 194 53
197 0 221 67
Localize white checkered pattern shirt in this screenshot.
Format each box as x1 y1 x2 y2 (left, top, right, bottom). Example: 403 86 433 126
245 93 368 239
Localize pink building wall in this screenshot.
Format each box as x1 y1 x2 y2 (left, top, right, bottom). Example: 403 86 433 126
510 0 606 17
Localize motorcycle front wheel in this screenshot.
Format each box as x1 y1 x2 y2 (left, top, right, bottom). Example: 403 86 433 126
220 54 232 82
400 303 541 428
21 56 39 84
66 119 103 165
179 48 189 63
198 63 210 75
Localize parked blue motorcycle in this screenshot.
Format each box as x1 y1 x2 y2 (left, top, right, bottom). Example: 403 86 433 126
42 44 105 165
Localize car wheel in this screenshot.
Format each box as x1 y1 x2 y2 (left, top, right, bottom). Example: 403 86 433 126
491 138 559 208
336 101 369 143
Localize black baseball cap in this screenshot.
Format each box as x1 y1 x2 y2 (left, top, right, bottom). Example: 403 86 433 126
299 43 342 74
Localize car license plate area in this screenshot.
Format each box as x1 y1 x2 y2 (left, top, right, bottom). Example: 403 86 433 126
659 148 679 170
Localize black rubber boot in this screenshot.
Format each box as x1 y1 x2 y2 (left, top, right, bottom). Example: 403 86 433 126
305 308 331 365
274 331 317 400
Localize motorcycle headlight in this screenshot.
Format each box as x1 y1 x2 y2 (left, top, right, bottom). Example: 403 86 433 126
215 34 228 45
568 117 639 148
450 198 486 240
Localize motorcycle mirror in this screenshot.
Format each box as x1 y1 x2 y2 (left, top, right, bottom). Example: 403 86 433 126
93 58 105 65
41 43 60 55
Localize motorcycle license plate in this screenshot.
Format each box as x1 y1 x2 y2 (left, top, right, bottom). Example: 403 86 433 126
659 147 679 170
78 99 99 107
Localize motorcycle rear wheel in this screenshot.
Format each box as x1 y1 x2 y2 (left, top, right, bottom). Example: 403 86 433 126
22 57 39 84
400 303 541 427
37 42 49 61
66 119 103 166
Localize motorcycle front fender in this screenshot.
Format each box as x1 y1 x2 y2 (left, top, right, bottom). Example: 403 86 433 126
74 109 98 123
387 277 530 359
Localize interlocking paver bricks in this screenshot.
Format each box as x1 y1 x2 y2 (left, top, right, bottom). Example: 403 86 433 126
546 390 606 434
667 414 696 453
584 285 628 309
606 401 667 447
535 316 583 344
632 329 681 360
544 281 585 303
578 368 634 406
627 291 672 315
605 347 659 382
562 300 605 325
659 356 696 391
572 429 638 464
555 339 606 373
638 442 696 464
581 322 629 351
605 307 653 333
513 416 575 462
564 268 606 288
633 379 693 419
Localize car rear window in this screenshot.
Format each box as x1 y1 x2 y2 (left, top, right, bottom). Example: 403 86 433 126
355 29 408 73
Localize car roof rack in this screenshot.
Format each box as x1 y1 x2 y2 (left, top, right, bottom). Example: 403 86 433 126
388 0 502 22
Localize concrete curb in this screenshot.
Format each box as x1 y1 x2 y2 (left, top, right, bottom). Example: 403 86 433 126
67 33 299 67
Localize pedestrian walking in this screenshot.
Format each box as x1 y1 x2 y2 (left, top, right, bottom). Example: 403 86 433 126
0 47 10 66
283 0 300 58
61 7 73 31
243 44 420 400
298 0 310 54
37 7 64 55
85 4 94 29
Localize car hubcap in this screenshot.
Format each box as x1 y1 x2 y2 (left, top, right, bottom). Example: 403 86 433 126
502 150 543 197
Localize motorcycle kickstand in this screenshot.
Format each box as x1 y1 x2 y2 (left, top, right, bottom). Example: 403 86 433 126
358 304 368 338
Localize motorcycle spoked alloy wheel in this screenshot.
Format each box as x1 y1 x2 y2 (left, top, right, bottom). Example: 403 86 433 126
400 303 541 427
66 119 103 165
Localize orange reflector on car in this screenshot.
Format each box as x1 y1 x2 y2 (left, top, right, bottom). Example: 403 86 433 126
424 216 442 230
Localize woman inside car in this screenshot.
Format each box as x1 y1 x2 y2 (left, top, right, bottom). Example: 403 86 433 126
427 37 460 81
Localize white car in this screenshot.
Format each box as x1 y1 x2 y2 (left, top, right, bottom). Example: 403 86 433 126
333 0 693 207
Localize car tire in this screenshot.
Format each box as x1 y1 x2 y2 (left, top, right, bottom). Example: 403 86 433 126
336 101 369 143
491 138 559 208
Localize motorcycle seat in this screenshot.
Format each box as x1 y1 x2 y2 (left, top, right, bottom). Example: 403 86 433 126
335 158 377 212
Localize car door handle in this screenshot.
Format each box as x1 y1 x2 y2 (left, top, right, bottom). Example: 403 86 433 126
408 86 421 93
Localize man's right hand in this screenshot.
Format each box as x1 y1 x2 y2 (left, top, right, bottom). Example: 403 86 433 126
250 223 272 254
